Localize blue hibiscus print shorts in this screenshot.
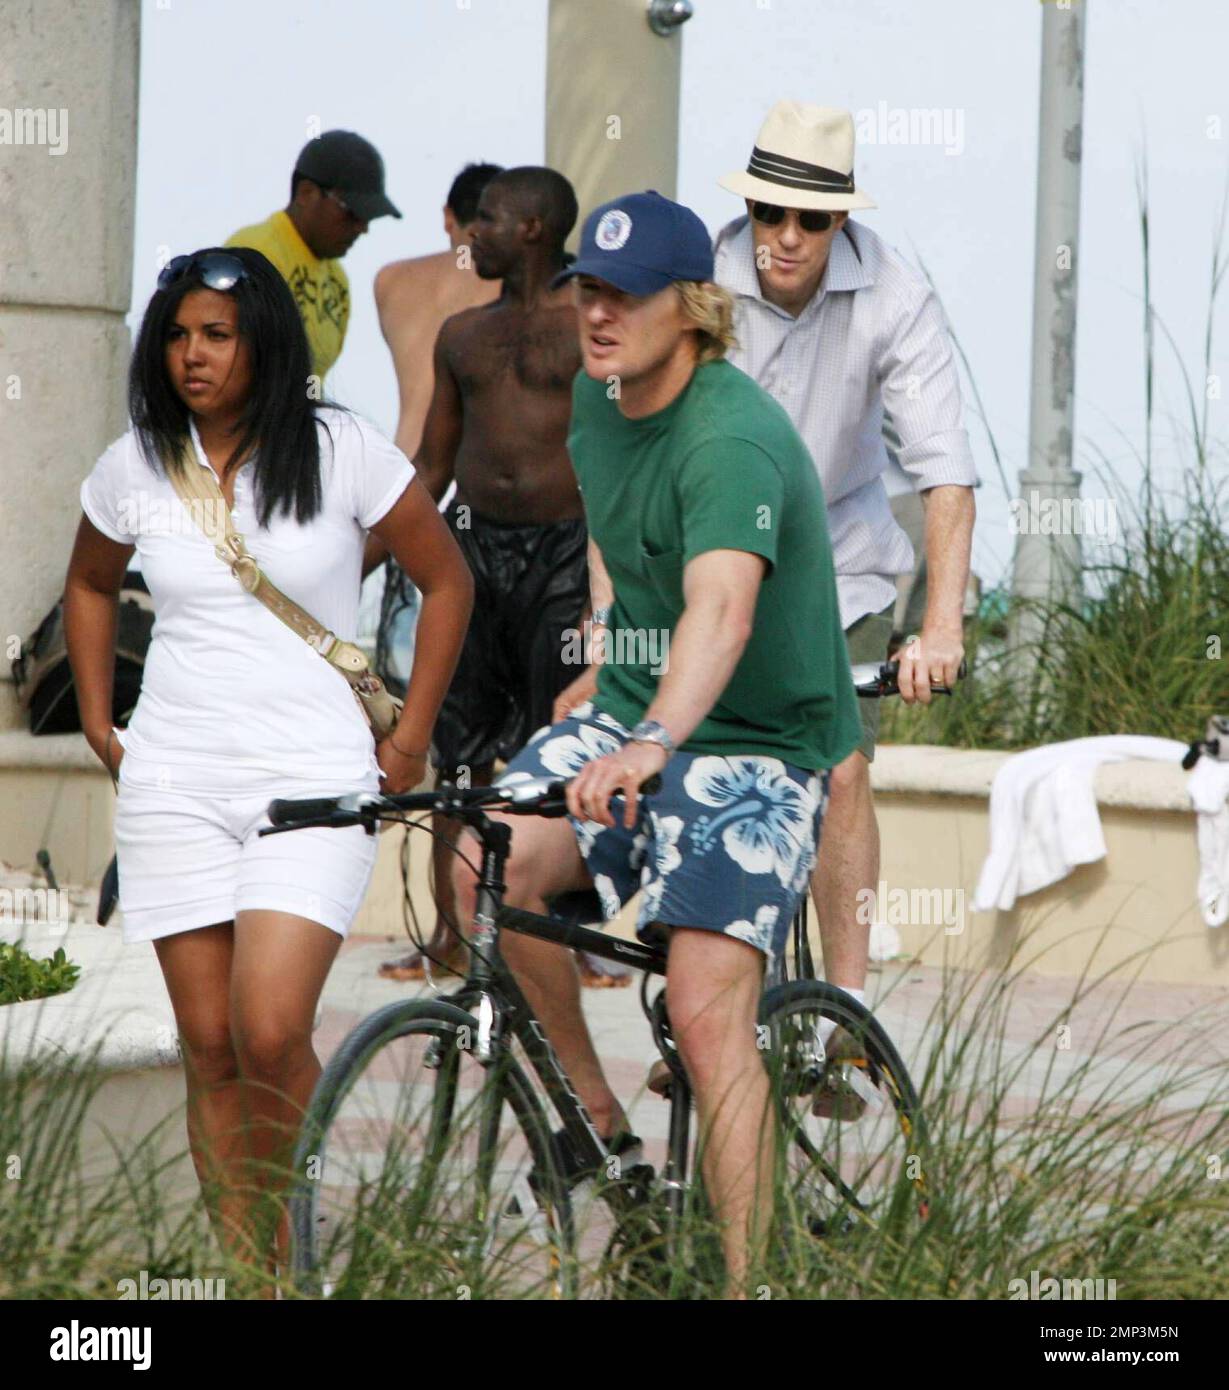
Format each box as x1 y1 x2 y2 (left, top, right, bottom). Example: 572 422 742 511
498 703 829 962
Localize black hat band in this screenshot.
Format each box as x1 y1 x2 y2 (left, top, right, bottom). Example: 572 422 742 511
746 146 855 194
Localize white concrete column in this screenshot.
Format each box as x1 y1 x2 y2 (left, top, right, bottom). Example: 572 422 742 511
0 0 140 729
1009 0 1087 661
546 0 688 248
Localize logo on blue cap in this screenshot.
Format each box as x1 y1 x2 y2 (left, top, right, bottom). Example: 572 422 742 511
551 190 714 297
595 209 633 251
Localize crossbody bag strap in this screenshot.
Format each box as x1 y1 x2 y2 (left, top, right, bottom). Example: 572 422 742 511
164 451 370 682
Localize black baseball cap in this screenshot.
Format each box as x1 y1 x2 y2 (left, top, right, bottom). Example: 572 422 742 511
552 190 714 296
294 130 401 221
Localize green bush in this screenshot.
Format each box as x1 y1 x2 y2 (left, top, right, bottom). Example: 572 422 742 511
0 943 81 1006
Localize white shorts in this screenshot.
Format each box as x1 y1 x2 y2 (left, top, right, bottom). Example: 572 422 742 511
113 758 381 945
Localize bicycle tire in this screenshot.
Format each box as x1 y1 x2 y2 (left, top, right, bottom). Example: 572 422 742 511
288 998 574 1298
758 980 929 1251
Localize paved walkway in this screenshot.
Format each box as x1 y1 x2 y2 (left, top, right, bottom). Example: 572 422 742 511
321 928 1229 1174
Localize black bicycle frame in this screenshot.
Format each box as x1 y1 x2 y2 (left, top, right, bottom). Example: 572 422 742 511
442 811 682 1230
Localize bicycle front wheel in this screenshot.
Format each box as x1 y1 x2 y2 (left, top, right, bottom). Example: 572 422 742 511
288 998 574 1299
758 981 929 1251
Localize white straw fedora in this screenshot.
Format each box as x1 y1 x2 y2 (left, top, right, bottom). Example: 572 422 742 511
719 101 876 212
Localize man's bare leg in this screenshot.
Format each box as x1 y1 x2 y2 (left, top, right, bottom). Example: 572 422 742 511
810 749 876 991
450 819 627 1136
380 763 494 981
666 929 774 1298
384 760 634 991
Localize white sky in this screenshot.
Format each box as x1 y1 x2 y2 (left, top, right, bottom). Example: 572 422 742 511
132 0 1229 591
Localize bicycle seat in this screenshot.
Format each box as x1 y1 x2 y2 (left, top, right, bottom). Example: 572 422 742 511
545 889 606 927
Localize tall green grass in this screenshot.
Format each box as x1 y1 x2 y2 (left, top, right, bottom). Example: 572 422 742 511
887 172 1227 751
5 939 1226 1299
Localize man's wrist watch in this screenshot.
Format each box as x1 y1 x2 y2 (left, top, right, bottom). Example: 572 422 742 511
630 719 675 757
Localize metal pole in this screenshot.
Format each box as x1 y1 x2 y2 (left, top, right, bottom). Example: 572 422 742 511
1009 0 1088 656
545 0 691 251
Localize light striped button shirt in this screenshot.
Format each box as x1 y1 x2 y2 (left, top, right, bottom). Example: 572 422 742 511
714 215 978 631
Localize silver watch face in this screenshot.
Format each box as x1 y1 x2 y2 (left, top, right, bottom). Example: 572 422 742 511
632 720 672 752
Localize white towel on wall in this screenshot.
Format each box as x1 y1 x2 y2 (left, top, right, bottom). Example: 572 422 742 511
1188 756 1229 928
973 735 1190 914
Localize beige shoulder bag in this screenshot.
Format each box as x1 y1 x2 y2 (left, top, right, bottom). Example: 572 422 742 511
166 452 404 741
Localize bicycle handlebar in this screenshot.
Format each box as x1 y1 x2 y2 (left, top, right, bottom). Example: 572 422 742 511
263 772 664 835
851 657 968 698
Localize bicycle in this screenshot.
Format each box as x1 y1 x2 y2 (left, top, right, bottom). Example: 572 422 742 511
268 658 957 1298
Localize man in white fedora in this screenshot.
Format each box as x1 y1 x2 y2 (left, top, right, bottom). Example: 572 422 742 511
715 100 977 1080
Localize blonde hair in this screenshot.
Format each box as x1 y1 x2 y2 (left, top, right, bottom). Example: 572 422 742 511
674 280 737 364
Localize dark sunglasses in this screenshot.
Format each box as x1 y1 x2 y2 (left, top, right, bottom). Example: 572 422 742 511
157 250 249 293
751 202 834 234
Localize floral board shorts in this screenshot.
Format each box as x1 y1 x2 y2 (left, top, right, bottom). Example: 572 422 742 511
497 703 829 962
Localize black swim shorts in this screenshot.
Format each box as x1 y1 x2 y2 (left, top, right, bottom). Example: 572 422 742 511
431 501 589 775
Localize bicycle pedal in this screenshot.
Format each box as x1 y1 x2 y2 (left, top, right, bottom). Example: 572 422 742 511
647 1058 677 1096
811 1059 880 1120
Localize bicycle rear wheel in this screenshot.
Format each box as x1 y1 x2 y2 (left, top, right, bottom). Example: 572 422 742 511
758 981 929 1251
288 998 574 1299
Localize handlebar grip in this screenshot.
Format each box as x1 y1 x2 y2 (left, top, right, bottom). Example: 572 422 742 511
268 796 342 827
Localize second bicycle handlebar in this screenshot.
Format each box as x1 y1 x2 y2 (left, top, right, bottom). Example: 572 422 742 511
263 660 966 834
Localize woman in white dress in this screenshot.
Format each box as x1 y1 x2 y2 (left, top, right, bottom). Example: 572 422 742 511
63 247 473 1284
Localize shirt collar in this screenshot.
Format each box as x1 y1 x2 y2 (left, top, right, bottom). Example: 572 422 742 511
714 214 876 311
274 208 319 265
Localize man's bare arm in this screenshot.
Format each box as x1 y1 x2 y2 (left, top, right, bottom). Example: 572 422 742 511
566 547 765 826
896 483 975 703
638 549 764 745
552 536 616 720
413 325 465 504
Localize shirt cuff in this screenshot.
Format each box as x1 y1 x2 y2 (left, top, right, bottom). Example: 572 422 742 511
896 430 979 491
359 463 415 531
80 480 130 544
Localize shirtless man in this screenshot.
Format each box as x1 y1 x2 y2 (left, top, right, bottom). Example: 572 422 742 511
365 165 502 706
371 163 503 467
381 166 628 987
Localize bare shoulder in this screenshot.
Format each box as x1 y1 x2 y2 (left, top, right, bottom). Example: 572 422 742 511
436 299 497 351
375 250 455 307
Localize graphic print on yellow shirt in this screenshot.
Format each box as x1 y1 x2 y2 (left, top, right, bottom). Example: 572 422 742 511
225 210 350 380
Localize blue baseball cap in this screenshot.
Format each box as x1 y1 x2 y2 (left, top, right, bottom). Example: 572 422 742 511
552 190 714 296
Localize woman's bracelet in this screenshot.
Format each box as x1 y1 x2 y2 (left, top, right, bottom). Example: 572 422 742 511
389 733 429 758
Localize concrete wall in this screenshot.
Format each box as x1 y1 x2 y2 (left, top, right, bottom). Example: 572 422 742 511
546 0 683 247
351 745 1227 990
0 0 140 730
3 741 1222 991
0 732 116 888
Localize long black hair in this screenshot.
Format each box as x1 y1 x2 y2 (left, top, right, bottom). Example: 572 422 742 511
128 245 328 527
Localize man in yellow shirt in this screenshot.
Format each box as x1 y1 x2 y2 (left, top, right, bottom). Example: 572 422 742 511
226 129 401 381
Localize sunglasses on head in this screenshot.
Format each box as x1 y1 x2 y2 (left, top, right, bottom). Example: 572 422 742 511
156 251 249 293
751 202 834 234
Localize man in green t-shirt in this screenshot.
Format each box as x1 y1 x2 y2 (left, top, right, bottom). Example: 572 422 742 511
452 191 861 1293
